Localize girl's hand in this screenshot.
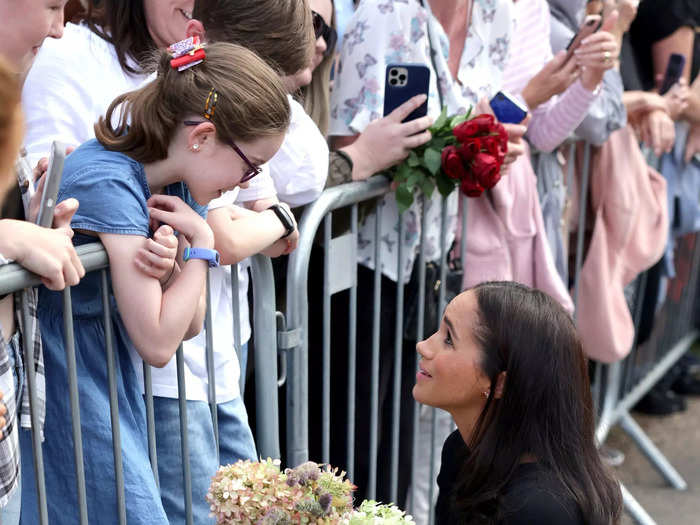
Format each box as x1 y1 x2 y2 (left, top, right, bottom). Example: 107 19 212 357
134 225 179 285
659 78 689 121
501 119 530 173
636 109 675 157
340 94 433 181
146 194 214 249
521 51 580 110
574 11 620 91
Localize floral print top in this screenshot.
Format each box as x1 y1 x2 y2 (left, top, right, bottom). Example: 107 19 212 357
329 0 514 283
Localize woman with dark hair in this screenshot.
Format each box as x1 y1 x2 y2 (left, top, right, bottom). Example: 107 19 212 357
416 282 622 525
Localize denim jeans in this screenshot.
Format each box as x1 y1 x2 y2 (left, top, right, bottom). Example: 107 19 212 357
154 395 256 524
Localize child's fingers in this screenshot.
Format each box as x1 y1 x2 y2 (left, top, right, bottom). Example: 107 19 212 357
134 257 165 279
146 238 177 258
138 248 173 270
153 224 174 238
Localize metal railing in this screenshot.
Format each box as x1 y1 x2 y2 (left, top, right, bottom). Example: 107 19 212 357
283 143 700 525
0 245 279 524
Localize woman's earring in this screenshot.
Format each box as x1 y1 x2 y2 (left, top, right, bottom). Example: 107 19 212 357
192 144 200 152
482 390 490 399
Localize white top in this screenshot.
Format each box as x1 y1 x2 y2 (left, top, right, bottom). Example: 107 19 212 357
22 23 147 165
329 0 514 283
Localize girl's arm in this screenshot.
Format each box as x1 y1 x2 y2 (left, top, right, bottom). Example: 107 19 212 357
99 196 214 367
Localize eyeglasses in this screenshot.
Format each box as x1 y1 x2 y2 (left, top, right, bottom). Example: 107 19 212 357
183 120 262 183
312 11 337 57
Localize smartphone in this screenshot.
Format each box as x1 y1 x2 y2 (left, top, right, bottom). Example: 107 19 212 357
659 53 686 95
489 91 528 124
36 141 68 228
565 14 602 60
383 64 430 122
14 148 36 212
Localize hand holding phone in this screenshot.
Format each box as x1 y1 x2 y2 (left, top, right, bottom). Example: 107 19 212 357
489 91 528 124
383 64 430 122
36 141 68 228
659 53 686 96
566 14 602 61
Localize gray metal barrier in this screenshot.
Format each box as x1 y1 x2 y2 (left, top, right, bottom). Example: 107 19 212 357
0 244 279 524
283 142 700 525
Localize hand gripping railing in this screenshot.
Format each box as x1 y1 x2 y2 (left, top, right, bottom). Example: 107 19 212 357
0 243 279 524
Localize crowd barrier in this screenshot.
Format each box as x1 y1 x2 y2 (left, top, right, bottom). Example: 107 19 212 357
0 250 280 525
0 141 697 524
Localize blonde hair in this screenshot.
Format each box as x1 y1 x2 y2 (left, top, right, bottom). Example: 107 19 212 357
0 57 23 203
95 42 291 163
300 6 336 136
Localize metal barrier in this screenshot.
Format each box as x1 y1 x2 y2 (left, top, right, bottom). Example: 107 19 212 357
0 244 279 524
283 143 700 525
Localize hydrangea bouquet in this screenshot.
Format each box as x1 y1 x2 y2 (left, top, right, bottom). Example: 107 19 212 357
207 460 415 524
389 107 508 212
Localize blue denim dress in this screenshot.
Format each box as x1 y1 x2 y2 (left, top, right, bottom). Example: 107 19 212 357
20 140 206 524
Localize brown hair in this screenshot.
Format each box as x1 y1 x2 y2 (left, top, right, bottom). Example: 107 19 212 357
95 42 290 164
82 1 157 75
0 56 23 203
192 0 315 76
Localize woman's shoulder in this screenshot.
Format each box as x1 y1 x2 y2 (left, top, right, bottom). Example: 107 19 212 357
499 464 584 524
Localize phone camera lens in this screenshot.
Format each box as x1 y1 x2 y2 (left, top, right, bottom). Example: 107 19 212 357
390 78 398 86
399 74 407 82
390 69 398 76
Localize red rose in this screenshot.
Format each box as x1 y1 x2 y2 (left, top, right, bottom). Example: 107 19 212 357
458 138 481 162
472 152 501 189
453 114 495 142
495 123 509 150
441 145 468 180
482 135 505 164
460 173 484 197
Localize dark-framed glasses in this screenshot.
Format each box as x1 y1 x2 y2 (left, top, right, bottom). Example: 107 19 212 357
312 11 337 57
183 120 262 183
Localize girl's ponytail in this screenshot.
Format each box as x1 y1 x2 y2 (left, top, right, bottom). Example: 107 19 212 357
95 43 290 164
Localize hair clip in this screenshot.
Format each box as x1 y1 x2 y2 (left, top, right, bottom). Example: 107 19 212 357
204 88 218 120
169 36 206 71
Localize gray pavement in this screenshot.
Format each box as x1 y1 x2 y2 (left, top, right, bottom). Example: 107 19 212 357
608 396 700 525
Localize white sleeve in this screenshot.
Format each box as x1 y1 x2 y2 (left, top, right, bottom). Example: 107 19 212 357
207 188 240 211
268 97 329 208
236 164 277 203
22 32 99 166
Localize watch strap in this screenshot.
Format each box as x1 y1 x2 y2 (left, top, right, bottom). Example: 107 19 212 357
183 247 220 267
268 204 295 239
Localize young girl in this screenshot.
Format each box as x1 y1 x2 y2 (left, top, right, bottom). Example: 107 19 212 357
21 42 290 524
417 282 622 524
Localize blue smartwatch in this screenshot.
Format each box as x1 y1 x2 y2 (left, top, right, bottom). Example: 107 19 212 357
183 247 220 268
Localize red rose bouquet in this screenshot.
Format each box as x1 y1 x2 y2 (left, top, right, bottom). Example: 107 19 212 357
389 108 508 212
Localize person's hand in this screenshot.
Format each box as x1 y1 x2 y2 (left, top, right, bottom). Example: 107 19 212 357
147 194 214 249
635 109 676 157
341 94 433 181
0 217 85 290
499 114 531 174
575 11 620 91
658 77 689 120
262 229 300 258
521 51 580 110
0 390 6 439
614 0 639 34
134 225 179 285
684 123 700 164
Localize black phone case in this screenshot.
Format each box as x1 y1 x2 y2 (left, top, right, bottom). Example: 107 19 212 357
383 64 430 122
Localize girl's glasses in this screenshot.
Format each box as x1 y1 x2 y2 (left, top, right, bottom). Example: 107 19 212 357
312 11 337 57
183 120 262 183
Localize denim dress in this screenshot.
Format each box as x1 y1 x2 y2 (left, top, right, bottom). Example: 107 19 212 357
19 140 206 524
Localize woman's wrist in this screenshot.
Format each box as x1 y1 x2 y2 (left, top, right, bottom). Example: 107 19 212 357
261 208 290 239
0 220 26 263
340 143 372 181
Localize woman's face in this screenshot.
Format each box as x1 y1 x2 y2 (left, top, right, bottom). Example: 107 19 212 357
309 0 333 73
0 0 66 73
143 0 195 49
413 291 492 413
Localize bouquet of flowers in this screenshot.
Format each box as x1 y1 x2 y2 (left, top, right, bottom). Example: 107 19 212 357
343 500 415 524
389 108 509 212
206 459 355 524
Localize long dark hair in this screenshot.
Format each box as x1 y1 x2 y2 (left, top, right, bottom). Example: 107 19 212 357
83 1 156 75
452 282 621 525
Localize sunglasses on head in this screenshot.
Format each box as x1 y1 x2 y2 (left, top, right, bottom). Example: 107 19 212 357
183 120 262 184
312 11 337 57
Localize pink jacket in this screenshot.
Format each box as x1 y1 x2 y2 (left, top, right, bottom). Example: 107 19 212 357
459 143 574 313
575 126 668 363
